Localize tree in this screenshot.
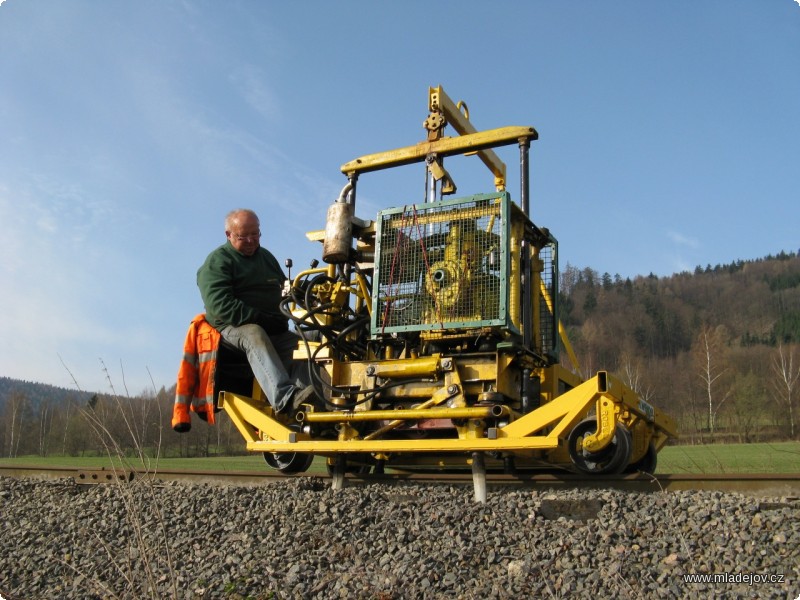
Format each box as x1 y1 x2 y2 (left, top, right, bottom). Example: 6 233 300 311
583 287 598 314
772 344 800 439
4 392 28 458
692 325 731 441
619 350 654 403
730 371 764 443
37 398 52 457
560 262 582 296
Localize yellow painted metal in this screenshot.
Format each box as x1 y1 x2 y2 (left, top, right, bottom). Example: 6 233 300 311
595 371 678 439
291 266 327 287
370 355 442 378
580 396 618 453
340 126 538 177
494 352 521 400
218 391 308 443
427 158 457 194
354 271 372 318
362 383 459 440
218 392 260 445
539 279 580 372
220 367 675 459
538 363 583 405
500 375 601 439
461 416 487 440
337 423 360 442
245 436 560 454
381 202 502 230
289 265 373 327
428 85 509 190
627 416 652 464
508 221 522 331
304 405 509 424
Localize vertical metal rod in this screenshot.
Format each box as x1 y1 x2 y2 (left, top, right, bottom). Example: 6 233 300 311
331 455 346 491
348 175 358 208
344 174 358 296
471 451 487 503
520 367 532 415
519 140 530 217
519 140 533 348
423 161 430 204
426 155 437 203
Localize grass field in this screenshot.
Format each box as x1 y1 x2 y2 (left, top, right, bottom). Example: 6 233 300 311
657 441 800 474
1 442 798 474
0 453 271 472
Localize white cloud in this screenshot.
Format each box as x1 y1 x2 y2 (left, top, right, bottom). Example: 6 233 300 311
230 65 280 122
661 229 703 275
666 230 700 249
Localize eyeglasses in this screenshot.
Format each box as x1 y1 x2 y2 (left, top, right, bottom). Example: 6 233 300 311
232 232 261 242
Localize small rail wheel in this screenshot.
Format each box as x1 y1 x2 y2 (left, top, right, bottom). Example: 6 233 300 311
568 419 632 475
263 452 314 474
625 441 657 474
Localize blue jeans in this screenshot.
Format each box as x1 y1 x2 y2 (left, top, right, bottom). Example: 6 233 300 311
219 324 307 411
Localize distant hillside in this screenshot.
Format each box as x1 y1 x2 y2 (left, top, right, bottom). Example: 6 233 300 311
560 250 800 443
0 377 94 410
561 251 800 360
0 376 179 459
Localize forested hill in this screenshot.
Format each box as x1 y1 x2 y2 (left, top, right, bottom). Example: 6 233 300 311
560 251 800 442
0 377 93 409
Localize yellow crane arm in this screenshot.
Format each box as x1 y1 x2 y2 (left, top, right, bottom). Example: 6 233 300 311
428 86 509 191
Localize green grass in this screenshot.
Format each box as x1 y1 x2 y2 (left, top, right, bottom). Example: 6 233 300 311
657 441 800 474
0 454 265 471
1 442 798 474
0 453 331 474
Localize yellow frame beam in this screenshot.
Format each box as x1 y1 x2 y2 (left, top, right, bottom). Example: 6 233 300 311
219 372 677 456
246 436 560 454
340 126 538 177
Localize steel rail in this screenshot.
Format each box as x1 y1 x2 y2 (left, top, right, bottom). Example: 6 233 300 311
1 465 799 495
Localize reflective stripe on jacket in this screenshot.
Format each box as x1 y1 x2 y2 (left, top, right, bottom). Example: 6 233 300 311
172 314 220 432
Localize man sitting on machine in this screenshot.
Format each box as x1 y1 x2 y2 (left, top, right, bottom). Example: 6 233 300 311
196 208 320 416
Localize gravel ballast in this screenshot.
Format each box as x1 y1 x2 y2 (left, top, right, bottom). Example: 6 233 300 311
0 475 797 599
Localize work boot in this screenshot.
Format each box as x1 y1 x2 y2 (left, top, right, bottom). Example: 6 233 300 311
288 385 324 414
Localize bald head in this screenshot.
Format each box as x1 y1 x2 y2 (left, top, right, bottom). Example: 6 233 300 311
225 209 261 256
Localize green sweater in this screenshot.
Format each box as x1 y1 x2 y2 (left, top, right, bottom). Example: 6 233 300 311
197 241 288 334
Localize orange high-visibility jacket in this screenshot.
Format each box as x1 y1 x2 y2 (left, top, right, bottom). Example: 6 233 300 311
172 314 220 432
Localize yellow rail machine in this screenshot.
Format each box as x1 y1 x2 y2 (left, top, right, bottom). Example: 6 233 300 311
219 86 677 500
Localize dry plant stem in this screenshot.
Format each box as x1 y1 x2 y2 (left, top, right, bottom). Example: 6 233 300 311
59 358 180 599
613 571 638 599
76 407 162 597
537 565 558 599
677 446 724 474
57 553 121 600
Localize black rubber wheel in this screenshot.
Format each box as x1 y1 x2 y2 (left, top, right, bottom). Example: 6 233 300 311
263 452 313 474
625 441 658 474
568 419 632 475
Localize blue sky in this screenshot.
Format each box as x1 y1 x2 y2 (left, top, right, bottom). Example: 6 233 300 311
1 1 798 393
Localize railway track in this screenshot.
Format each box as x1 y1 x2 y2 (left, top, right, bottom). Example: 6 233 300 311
1 464 799 496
